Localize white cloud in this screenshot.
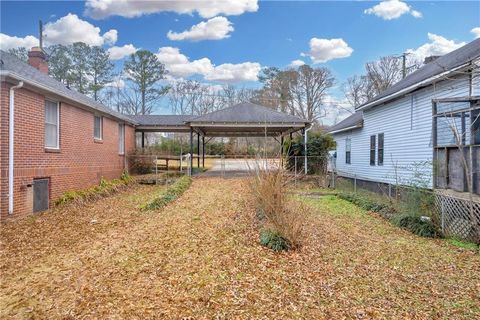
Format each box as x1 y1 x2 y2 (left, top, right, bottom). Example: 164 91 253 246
471 27 480 39
107 44 137 60
167 16 234 41
302 38 353 63
0 33 38 50
406 33 466 62
205 62 261 82
85 0 258 19
410 10 422 19
156 46 260 82
157 47 214 78
102 29 118 45
44 13 117 46
1 13 119 50
364 0 422 20
289 59 305 68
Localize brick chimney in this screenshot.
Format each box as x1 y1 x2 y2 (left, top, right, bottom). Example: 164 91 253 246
28 47 48 74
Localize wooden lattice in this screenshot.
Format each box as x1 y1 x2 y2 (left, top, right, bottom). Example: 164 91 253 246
434 191 480 243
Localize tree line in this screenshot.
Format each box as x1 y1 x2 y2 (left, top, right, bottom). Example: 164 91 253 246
8 43 421 123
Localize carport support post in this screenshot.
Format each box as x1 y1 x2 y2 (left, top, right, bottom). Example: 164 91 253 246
202 136 205 168
189 128 193 174
197 133 200 168
280 135 284 168
302 128 306 174
141 132 145 149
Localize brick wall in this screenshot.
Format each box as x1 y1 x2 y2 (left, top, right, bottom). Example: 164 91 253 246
0 82 136 219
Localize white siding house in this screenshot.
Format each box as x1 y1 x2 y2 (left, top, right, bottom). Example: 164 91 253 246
329 39 480 191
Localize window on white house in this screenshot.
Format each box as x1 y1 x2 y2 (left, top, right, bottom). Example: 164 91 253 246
345 138 351 164
378 133 384 165
370 135 376 166
45 100 59 149
118 123 125 154
94 115 103 140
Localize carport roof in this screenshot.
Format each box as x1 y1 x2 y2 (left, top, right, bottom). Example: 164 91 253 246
132 102 310 136
187 102 309 124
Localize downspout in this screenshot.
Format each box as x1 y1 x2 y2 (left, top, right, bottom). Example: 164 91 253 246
304 125 312 175
8 81 24 215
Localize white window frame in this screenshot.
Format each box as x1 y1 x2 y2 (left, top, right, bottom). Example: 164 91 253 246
345 138 351 164
94 115 103 140
45 100 60 149
118 123 125 155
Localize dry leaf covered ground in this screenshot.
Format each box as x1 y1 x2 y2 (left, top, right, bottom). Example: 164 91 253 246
1 178 479 319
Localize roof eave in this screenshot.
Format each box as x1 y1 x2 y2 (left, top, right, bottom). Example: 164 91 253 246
328 123 363 134
356 63 470 112
0 70 138 125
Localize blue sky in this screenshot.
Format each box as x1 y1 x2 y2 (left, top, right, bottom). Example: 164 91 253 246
1 0 479 113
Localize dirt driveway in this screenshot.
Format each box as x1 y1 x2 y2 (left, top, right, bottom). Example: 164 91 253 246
1 178 479 319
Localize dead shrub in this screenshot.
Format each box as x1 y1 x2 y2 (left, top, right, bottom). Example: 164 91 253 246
250 168 308 250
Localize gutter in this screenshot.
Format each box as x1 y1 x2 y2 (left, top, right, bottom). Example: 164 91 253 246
0 70 137 126
8 81 24 215
304 126 313 175
356 63 469 111
328 123 363 135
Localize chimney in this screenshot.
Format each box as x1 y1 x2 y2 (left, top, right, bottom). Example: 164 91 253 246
28 47 48 74
423 55 441 65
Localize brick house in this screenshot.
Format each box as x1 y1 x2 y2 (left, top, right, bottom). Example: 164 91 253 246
0 48 137 219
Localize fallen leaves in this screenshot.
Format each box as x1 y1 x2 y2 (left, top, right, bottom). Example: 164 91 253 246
0 179 479 319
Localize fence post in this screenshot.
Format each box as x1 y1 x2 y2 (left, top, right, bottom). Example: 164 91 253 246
221 155 225 178
155 156 158 178
354 174 357 194
440 195 445 234
388 183 392 198
294 156 297 187
180 152 183 173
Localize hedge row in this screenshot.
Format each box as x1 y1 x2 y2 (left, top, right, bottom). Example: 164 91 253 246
55 172 132 206
141 176 192 211
337 192 389 213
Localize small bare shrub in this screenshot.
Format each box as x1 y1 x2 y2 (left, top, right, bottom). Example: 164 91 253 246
250 167 308 250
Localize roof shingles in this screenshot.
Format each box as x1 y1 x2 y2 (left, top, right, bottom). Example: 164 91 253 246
0 50 135 124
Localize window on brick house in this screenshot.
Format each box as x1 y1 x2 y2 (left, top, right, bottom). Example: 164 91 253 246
45 100 59 149
118 123 125 155
94 115 103 140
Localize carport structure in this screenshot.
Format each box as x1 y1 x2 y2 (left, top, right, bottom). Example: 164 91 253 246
131 102 311 170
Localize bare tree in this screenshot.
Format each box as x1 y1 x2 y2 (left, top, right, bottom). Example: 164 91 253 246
285 65 335 122
343 55 421 107
342 75 375 107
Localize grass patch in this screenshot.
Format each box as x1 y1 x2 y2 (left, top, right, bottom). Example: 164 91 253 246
55 172 133 206
141 176 192 210
447 238 480 250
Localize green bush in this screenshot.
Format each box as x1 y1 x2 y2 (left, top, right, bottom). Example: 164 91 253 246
259 229 290 252
286 131 335 174
337 192 389 213
141 176 192 210
394 214 439 238
55 175 132 206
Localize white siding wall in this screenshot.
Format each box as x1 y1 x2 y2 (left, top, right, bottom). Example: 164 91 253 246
333 74 473 188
